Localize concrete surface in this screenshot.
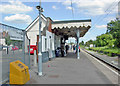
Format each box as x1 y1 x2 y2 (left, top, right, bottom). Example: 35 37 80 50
82 50 118 84
27 50 113 84
1 50 29 84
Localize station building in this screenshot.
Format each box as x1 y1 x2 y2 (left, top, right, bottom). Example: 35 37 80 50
25 14 91 62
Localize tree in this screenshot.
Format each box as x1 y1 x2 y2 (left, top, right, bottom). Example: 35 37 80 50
107 20 120 48
95 34 115 47
5 36 11 46
79 41 84 45
85 40 93 47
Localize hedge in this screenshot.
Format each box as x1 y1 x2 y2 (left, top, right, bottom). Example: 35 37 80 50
89 47 120 57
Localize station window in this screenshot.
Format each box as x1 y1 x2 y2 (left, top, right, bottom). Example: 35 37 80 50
45 38 47 51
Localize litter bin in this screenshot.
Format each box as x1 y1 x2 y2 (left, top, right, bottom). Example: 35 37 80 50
9 60 30 85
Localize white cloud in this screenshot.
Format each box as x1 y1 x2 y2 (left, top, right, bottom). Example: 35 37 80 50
95 25 107 29
52 6 58 10
0 0 33 14
4 14 32 24
62 0 118 16
62 0 71 6
53 20 60 21
66 6 72 10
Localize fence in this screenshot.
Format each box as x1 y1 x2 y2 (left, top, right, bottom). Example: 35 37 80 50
24 31 31 68
0 23 30 84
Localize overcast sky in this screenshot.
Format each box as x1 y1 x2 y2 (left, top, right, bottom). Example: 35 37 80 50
0 0 119 42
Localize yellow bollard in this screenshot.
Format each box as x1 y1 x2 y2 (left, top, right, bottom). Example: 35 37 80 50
9 60 30 85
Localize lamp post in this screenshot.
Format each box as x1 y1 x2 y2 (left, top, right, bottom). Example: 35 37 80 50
77 29 80 59
36 1 43 76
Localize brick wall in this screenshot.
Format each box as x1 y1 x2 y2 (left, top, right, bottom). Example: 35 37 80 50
48 19 52 32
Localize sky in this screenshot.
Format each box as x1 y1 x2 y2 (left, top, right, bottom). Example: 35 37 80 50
0 0 119 43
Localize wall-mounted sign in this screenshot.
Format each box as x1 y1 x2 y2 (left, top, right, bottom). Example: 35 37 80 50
9 30 23 41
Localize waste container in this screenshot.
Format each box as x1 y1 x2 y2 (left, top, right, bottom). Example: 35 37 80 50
9 60 30 84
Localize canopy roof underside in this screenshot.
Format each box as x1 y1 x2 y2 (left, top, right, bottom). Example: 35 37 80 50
52 19 91 37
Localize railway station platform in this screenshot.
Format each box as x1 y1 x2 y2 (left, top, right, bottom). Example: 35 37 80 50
27 49 118 84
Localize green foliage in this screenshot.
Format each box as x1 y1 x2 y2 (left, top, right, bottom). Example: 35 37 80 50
5 36 11 46
5 35 22 47
107 20 120 48
80 44 85 48
94 34 115 47
79 41 84 45
89 47 120 56
85 40 93 47
108 39 116 48
85 19 120 48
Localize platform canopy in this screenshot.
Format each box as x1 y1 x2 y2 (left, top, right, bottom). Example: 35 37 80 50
52 19 91 37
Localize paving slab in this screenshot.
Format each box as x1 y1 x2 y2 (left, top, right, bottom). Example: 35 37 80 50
27 50 112 84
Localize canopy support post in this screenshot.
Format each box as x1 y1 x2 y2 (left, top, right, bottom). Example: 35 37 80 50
77 29 80 59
